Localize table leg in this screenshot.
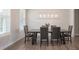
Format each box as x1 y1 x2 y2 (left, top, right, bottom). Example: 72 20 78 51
61 33 66 44
62 37 65 44
32 32 37 45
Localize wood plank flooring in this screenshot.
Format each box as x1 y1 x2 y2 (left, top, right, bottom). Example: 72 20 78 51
5 37 79 50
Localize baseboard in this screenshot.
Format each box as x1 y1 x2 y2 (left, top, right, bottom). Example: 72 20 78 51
3 35 24 50
75 34 79 37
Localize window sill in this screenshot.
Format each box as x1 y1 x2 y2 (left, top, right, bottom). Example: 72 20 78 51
0 32 10 37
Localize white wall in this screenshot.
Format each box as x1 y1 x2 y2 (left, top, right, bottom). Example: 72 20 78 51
27 9 72 29
27 9 74 37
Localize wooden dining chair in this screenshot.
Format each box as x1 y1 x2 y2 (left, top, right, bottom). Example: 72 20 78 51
32 32 37 45
40 26 48 46
24 25 33 43
51 27 61 45
63 25 73 43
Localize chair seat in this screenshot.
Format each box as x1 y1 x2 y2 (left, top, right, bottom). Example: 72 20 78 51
64 34 71 37
25 33 33 37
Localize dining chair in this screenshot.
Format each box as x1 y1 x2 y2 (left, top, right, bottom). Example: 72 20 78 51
32 32 37 45
24 25 33 43
63 25 73 43
51 27 61 45
40 26 48 46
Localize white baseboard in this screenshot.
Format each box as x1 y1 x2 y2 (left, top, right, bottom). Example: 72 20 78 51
75 34 79 36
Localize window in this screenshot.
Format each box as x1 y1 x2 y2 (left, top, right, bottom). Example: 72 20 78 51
0 9 10 34
19 9 26 31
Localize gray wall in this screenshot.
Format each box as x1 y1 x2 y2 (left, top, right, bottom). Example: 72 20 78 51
74 9 79 35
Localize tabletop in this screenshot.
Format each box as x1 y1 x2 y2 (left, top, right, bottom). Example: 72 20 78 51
28 29 69 33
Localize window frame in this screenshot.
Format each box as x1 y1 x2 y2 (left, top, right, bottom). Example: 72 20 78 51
0 9 11 35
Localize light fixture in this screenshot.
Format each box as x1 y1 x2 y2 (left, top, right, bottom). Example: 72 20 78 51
51 14 54 18
40 13 59 18
54 14 58 18
47 14 49 18
40 14 42 18
43 14 46 18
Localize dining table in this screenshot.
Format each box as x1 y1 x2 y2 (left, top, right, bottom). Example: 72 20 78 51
28 29 70 44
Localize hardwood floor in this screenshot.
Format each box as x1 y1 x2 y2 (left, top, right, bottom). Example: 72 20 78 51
5 37 79 50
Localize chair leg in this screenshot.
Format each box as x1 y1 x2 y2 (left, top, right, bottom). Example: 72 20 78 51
40 39 42 46
68 37 69 41
51 40 54 45
60 39 62 44
25 36 26 43
27 37 29 41
51 40 52 43
62 37 66 44
57 39 58 44
32 39 34 45
59 40 61 45
47 39 49 46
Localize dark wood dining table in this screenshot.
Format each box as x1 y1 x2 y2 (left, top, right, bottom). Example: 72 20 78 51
28 29 70 44
28 29 68 33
